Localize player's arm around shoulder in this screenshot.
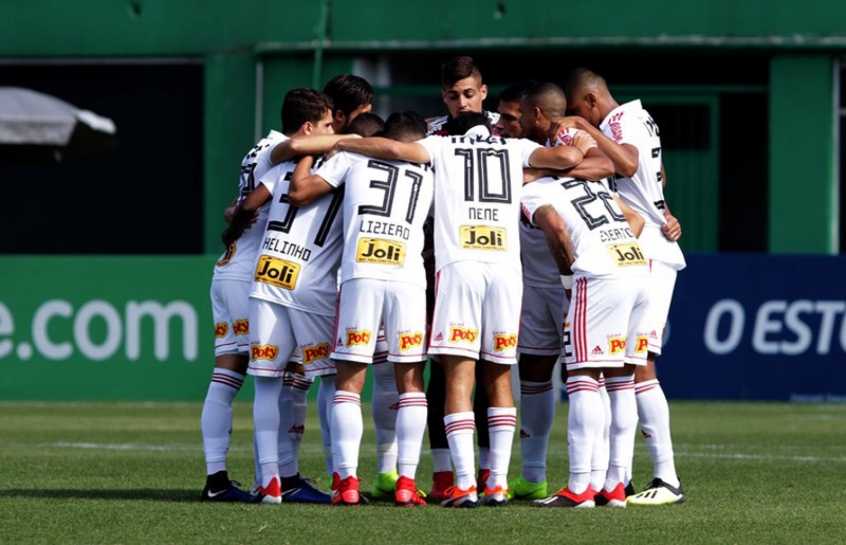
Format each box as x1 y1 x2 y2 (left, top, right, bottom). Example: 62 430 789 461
532 204 575 275
270 134 360 164
552 116 639 178
336 136 431 164
288 155 335 207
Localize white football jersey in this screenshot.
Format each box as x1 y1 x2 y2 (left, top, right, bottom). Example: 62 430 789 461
600 100 685 269
249 159 344 317
213 131 287 281
521 177 649 279
418 127 541 273
316 151 434 288
521 128 592 287
426 110 501 136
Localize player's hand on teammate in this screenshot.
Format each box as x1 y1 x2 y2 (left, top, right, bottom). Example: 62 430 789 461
571 131 597 155
662 207 682 242
548 116 584 140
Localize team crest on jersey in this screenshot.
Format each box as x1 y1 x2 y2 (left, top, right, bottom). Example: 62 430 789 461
608 337 626 355
459 225 506 251
398 331 424 351
607 242 647 267
449 326 478 344
255 254 301 290
356 238 406 265
251 344 279 361
493 333 518 352
214 323 228 338
346 329 371 347
553 127 576 147
216 241 236 267
302 343 331 365
635 336 649 354
233 319 249 336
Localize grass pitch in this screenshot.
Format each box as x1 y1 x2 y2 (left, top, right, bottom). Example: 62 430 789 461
1 401 845 544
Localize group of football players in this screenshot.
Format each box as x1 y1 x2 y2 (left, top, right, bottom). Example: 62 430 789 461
199 55 687 508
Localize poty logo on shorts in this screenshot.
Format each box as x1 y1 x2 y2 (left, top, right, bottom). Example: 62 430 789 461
493 333 517 351
233 319 249 336
449 326 478 344
635 336 649 354
251 344 279 361
346 329 371 347
214 323 228 339
302 343 331 365
608 337 626 355
399 331 424 351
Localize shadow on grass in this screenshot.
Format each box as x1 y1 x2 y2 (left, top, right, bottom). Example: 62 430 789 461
0 489 202 502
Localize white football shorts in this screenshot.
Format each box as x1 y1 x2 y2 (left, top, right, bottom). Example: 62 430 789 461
644 260 678 355
518 284 569 356
210 279 251 356
332 278 427 364
429 261 522 365
562 275 650 371
247 298 336 378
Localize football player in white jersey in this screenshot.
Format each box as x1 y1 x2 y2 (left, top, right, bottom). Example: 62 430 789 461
338 111 588 507
560 68 686 505
288 111 434 506
202 86 366 502
507 82 616 501
522 173 650 509
221 88 347 505
424 55 502 500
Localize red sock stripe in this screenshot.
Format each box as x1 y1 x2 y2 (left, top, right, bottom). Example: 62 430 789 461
521 382 553 395
282 374 294 386
398 396 428 408
444 420 475 435
598 377 606 388
211 373 243 390
635 380 660 395
605 380 635 392
333 394 361 405
488 415 518 428
566 380 599 395
292 378 313 391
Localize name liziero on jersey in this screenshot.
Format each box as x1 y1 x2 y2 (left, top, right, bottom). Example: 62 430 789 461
607 242 647 267
356 237 406 265
460 225 507 251
254 254 301 290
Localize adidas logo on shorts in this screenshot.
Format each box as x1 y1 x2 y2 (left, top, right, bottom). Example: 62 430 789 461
434 332 444 341
591 345 604 355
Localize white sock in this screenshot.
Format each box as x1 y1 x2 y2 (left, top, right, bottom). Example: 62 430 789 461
277 373 296 478
566 376 602 494
444 412 476 490
396 393 428 479
519 380 555 484
254 376 282 487
590 378 610 491
201 369 244 475
636 379 679 487
372 363 399 474
289 374 312 469
478 447 490 471
318 376 335 477
605 375 637 491
331 390 362 480
431 448 452 473
487 407 517 490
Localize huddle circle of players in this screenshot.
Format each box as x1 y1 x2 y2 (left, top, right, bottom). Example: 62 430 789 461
201 56 687 508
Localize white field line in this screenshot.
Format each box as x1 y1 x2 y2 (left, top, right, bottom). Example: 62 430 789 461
44 442 846 463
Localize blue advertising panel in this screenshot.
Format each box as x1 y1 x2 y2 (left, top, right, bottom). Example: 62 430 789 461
659 254 846 401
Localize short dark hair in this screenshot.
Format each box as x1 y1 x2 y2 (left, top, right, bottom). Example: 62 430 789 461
499 80 538 103
562 68 607 101
446 111 491 136
343 112 385 137
382 110 428 142
323 74 374 116
523 82 568 118
441 55 483 89
281 88 333 135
